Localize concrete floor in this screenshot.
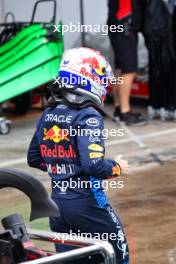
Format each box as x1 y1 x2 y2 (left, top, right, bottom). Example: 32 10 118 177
0 105 176 263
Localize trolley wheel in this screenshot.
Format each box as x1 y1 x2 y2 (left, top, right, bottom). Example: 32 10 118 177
0 123 11 135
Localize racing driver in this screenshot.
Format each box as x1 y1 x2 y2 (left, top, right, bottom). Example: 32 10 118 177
27 47 130 264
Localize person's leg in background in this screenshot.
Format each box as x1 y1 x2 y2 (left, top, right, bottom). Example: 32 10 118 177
116 72 136 113
109 27 146 125
174 6 176 50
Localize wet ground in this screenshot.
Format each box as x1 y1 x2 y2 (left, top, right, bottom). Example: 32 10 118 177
109 161 176 264
0 105 176 263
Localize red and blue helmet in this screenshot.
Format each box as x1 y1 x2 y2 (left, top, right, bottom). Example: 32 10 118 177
58 47 114 106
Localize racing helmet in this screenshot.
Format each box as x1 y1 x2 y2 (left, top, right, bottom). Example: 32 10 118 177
57 47 114 107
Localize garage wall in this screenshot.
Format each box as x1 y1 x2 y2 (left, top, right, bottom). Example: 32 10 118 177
0 0 5 23
0 0 108 48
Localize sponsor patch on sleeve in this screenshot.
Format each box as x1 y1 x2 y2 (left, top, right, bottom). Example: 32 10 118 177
112 165 121 176
88 144 104 152
89 152 104 159
86 118 99 127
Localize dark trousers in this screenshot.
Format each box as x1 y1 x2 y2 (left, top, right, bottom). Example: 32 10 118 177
50 195 130 264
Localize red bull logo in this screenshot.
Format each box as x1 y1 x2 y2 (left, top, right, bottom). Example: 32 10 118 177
40 144 77 158
43 125 69 143
80 67 101 84
81 57 106 77
82 57 100 70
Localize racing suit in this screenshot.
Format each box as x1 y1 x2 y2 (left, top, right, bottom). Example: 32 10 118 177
27 103 129 264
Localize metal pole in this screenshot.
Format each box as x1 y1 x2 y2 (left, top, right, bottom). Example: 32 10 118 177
80 0 85 46
26 229 116 264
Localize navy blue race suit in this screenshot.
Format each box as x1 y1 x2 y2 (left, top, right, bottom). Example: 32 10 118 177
27 103 129 264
